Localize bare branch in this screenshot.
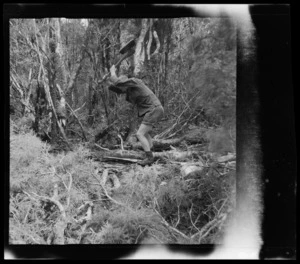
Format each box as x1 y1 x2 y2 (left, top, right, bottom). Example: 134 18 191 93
73 102 86 113
153 199 190 240
117 134 124 151
94 144 110 151
90 171 126 207
65 101 87 141
174 201 181 228
30 190 66 219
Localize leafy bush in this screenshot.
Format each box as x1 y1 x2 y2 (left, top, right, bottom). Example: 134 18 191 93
10 129 49 193
9 129 104 244
154 161 235 243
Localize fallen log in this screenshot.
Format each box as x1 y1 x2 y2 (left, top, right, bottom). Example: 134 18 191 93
103 150 145 160
128 135 186 151
102 157 140 163
99 149 201 162
128 129 206 151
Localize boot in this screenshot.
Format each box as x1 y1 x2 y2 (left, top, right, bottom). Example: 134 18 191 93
138 151 155 166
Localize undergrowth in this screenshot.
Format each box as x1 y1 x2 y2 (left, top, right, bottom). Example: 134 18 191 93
9 127 235 245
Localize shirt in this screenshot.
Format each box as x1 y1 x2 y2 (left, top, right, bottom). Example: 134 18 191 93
109 75 162 117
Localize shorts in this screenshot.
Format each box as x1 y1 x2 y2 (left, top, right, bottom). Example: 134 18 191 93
142 105 164 127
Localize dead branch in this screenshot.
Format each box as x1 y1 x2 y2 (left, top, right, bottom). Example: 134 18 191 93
188 203 201 234
157 90 203 139
100 168 109 186
174 202 181 228
117 134 124 151
198 219 221 243
30 191 66 219
66 101 87 141
65 171 73 208
135 227 147 244
94 143 110 151
25 188 68 244
100 149 200 163
73 102 86 113
190 217 219 243
90 170 126 207
153 199 190 241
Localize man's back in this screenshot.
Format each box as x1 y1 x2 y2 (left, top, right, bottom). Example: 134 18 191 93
109 75 162 117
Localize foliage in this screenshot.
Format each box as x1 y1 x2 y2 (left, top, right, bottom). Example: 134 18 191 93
154 162 235 243
9 128 235 244
10 129 100 244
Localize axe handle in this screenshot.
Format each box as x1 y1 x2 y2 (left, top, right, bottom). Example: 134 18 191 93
97 50 134 85
114 50 134 68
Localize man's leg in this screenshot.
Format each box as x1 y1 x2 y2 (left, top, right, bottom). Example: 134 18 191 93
136 124 154 165
145 133 153 150
136 123 152 152
137 106 164 165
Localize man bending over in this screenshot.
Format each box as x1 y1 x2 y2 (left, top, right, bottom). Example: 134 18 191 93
108 65 164 166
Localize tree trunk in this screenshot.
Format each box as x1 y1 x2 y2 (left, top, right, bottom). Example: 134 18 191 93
133 19 148 75
119 19 135 73
48 18 68 140
88 76 94 125
33 81 47 134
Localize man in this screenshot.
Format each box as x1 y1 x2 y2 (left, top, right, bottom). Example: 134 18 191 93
108 65 164 166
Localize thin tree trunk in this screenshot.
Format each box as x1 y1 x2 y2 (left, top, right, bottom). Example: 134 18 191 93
133 19 148 75
47 18 68 142
146 19 153 61
88 76 94 125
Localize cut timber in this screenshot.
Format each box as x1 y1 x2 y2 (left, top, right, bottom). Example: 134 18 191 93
180 161 204 178
103 150 145 160
102 156 140 163
101 150 144 163
100 149 200 162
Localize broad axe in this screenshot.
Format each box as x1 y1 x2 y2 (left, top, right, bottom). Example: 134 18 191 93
97 38 136 86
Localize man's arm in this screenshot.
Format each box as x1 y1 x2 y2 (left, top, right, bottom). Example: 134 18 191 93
108 65 136 94
109 65 118 83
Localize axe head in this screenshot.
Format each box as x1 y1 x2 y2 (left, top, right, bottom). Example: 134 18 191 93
120 39 136 54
